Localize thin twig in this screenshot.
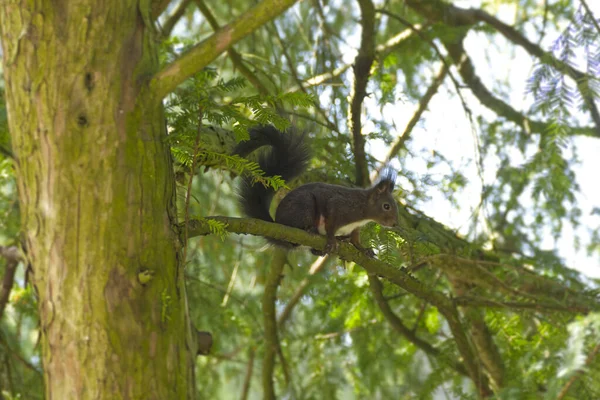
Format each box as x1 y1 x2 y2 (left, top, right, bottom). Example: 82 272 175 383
377 9 474 128
454 296 590 314
0 334 42 376
160 0 192 38
580 0 600 35
182 107 204 266
195 0 270 95
240 348 255 400
221 260 240 307
383 62 449 166
267 20 337 131
411 271 442 333
278 255 330 328
314 319 379 340
368 274 469 377
401 0 600 136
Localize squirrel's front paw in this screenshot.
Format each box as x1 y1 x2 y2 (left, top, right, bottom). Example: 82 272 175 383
363 247 376 258
324 239 338 254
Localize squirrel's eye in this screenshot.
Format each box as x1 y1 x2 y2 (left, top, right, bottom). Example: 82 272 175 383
383 203 391 211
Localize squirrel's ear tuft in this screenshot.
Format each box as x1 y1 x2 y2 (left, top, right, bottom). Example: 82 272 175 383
374 166 397 193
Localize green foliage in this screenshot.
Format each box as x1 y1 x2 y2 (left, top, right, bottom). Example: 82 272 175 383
1 0 600 399
543 313 600 399
165 68 313 203
527 7 600 119
202 218 228 241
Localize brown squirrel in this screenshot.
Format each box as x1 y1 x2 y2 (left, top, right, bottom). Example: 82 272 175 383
234 125 399 255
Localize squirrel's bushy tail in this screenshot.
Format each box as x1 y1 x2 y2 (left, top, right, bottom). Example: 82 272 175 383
235 125 311 224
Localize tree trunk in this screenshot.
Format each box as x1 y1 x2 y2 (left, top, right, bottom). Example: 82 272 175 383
0 2 195 398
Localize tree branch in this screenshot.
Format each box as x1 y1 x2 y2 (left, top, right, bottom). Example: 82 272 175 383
402 0 600 136
452 280 504 389
151 0 300 100
0 246 19 320
287 24 421 94
453 296 591 314
425 254 597 311
152 0 174 20
0 334 41 377
183 216 490 394
240 348 255 400
0 260 17 320
160 0 192 38
195 0 270 95
0 145 13 160
368 274 470 377
580 0 600 35
349 0 376 187
262 250 286 400
444 38 597 137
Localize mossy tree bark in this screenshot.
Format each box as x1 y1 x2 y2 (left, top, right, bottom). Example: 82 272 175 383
0 2 195 398
1 0 299 396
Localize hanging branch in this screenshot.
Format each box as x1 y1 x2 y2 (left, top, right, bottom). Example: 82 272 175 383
453 296 590 313
349 0 376 187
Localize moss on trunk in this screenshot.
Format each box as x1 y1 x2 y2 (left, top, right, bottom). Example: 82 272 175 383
0 1 195 398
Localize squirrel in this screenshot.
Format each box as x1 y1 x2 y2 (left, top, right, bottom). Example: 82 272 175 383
234 125 399 255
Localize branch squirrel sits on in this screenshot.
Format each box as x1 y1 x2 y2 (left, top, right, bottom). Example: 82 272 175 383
234 125 399 255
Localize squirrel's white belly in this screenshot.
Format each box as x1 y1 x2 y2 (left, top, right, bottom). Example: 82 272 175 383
317 219 374 236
